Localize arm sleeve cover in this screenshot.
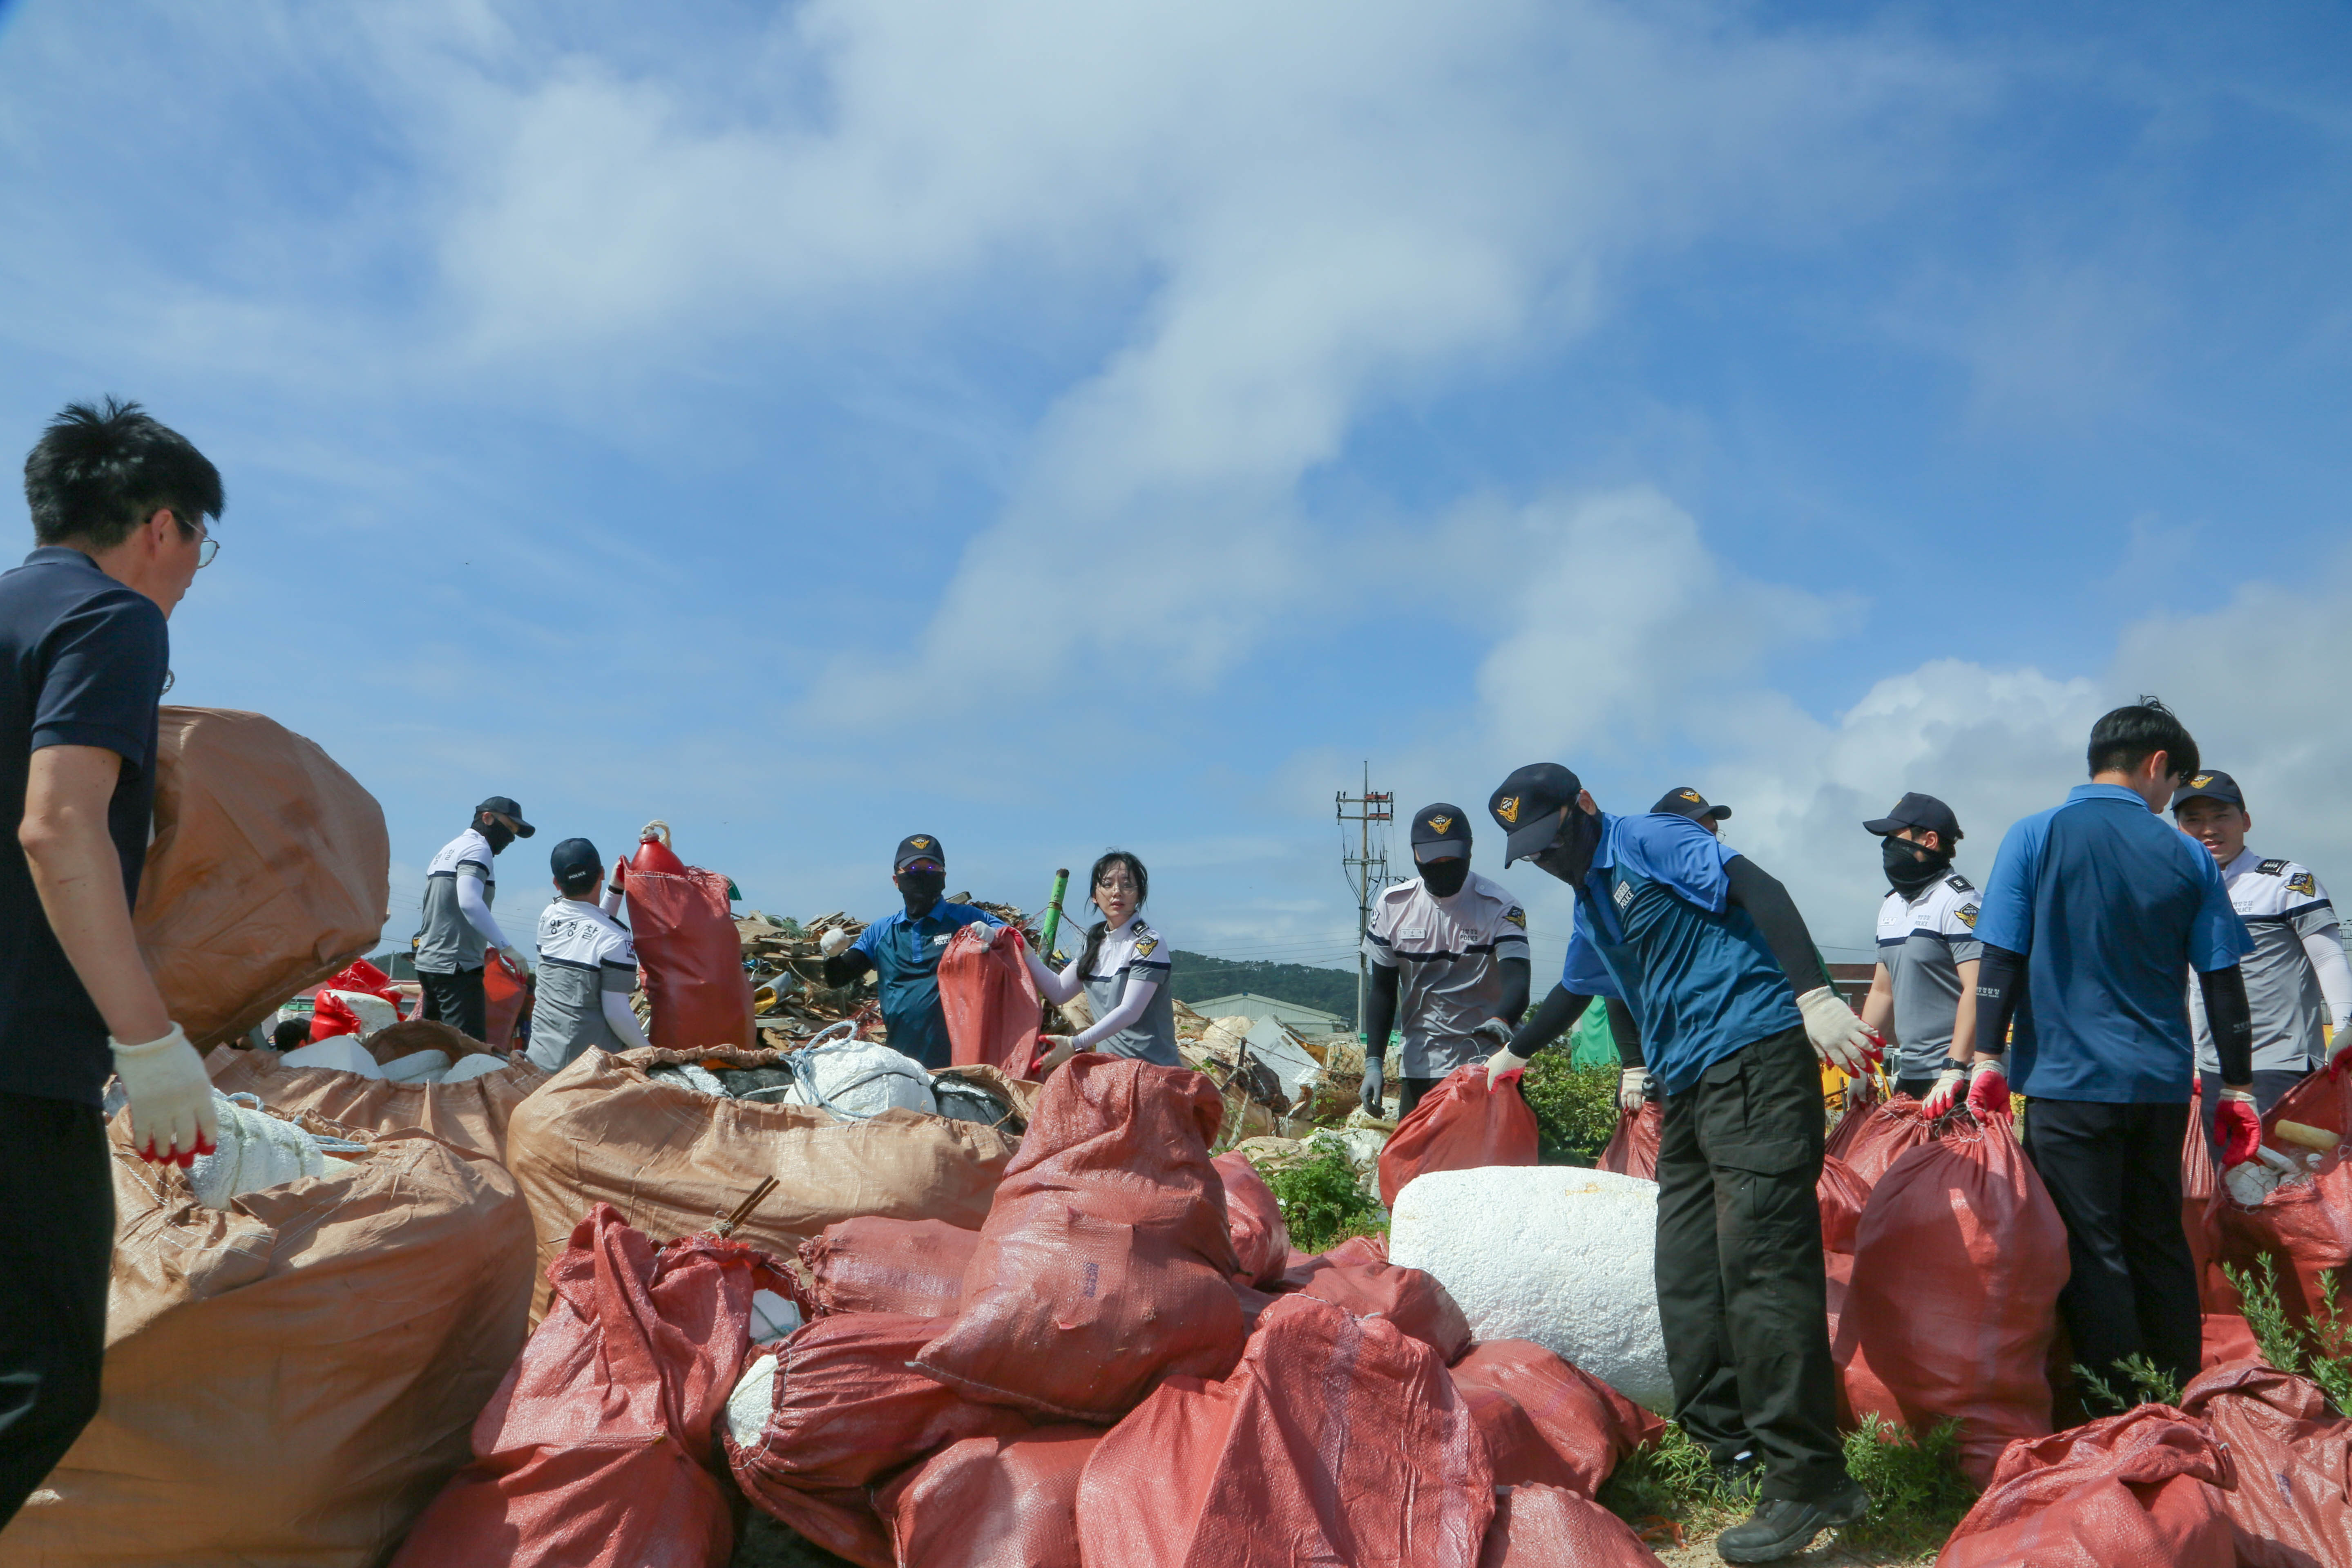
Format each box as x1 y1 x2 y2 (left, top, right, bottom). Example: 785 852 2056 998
1023 944 1083 1005
1363 961 1399 1062
454 870 511 951
1974 942 2024 1057
1073 977 1155 1051
1723 855 1828 994
1607 996 1644 1068
2301 925 2352 1026
1507 983 1594 1057
2199 965 2255 1085
821 948 874 987
1496 957 1530 1027
601 988 653 1052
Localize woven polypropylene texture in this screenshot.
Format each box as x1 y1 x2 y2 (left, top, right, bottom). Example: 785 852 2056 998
938 922 1044 1072
1212 1150 1290 1286
1378 1063 1539 1208
1827 1093 1937 1186
623 862 755 1051
1937 1404 2239 1568
1276 1248 1472 1364
1597 1101 1661 1180
915 1055 1246 1423
1476 1484 1666 1567
1074 1292 1494 1568
1816 1153 1871 1254
801 1216 979 1318
2179 1361 2352 1568
879 1423 1100 1568
1449 1339 1662 1494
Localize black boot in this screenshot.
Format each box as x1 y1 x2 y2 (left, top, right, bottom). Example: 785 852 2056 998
1714 1479 1868 1564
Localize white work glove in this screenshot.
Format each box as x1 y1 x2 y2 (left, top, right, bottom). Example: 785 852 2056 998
1920 1061 1969 1118
1359 1055 1386 1114
1618 1066 1649 1112
1484 1046 1528 1090
498 945 531 975
111 1023 219 1166
818 928 851 958
1796 986 1885 1079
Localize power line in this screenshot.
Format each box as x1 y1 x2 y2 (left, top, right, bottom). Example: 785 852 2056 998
1336 764 1392 1037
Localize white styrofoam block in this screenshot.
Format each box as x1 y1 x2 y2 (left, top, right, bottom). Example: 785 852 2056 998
439 1052 512 1083
749 1289 802 1344
279 1035 386 1079
380 1048 453 1083
319 989 400 1040
1389 1165 1672 1413
724 1354 778 1450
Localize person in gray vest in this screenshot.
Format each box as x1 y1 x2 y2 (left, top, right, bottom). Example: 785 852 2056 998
526 838 650 1072
1026 849 1179 1072
413 796 533 1040
1854 792 1986 1107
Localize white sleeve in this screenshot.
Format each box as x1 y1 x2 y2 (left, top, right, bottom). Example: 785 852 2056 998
601 988 652 1051
455 867 511 950
1023 943 1083 1004
2301 924 2352 1025
600 885 624 916
1072 975 1156 1051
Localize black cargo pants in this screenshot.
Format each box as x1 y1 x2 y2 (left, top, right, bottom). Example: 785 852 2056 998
416 964 487 1042
1654 1023 1846 1502
0 1093 114 1527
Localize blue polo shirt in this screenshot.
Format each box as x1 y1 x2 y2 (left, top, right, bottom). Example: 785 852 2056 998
1559 812 1805 1094
852 900 1002 1070
0 547 171 1104
1976 783 2251 1104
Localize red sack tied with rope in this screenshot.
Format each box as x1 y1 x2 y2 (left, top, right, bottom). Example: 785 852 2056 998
620 822 754 1052
1597 1100 1662 1179
939 922 1043 1072
800 1216 979 1319
1378 1063 1540 1208
1448 1338 1662 1494
2179 1360 2352 1568
1276 1240 1472 1363
1937 1404 2240 1568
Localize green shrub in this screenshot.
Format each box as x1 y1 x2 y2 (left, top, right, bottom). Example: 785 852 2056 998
2227 1252 2352 1415
1259 1139 1384 1254
1520 1054 1620 1166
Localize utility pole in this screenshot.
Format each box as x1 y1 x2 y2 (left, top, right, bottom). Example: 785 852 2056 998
1336 763 1392 1047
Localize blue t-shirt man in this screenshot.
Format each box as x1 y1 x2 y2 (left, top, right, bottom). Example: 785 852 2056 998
1975 783 2251 1103
823 833 1001 1070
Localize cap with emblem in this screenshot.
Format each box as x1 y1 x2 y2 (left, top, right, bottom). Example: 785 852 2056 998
894 833 945 870
1651 786 1731 824
1410 803 1472 862
1489 762 1585 866
1863 791 1962 843
2169 770 2245 812
550 837 602 895
476 795 536 838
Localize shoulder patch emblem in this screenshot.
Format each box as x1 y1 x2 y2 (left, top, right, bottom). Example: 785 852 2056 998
2258 858 2289 876
1954 903 1979 929
1495 796 1521 825
1133 936 1158 958
2288 869 2317 897
1945 873 1974 893
1503 906 1527 929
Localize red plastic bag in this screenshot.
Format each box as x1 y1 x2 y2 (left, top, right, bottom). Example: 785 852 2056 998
914 1055 1246 1423
1816 1153 1872 1255
1074 1292 1494 1568
1212 1151 1290 1287
1840 1115 2069 1484
1477 1484 1666 1567
482 951 526 1048
1378 1064 1540 1208
727 1313 1033 1568
390 1204 768 1568
1822 1250 1900 1432
1277 1247 1472 1364
800 1217 979 1318
877 1424 1101 1568
1448 1339 1662 1494
2180 1361 2352 1568
939 923 1043 1072
1937 1405 2240 1568
1829 1093 1938 1186
2214 1066 2352 1330
622 828 753 1053
308 958 406 1042
1597 1101 1661 1179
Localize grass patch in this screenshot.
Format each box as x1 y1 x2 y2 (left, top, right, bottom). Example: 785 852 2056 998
2227 1252 2352 1415
1520 1054 1619 1166
1259 1139 1384 1254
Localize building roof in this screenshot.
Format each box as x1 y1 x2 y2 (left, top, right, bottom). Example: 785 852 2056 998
1186 991 1348 1033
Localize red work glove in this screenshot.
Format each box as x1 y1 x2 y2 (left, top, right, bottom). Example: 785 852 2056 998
610 857 628 892
2215 1092 2263 1168
1965 1060 2012 1125
1920 1062 1969 1117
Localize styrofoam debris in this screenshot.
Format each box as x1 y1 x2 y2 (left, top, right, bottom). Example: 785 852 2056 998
785 1039 936 1119
319 989 400 1040
1389 1165 1672 1412
749 1289 802 1345
650 1062 729 1097
724 1354 778 1449
188 1092 363 1210
279 1035 385 1079
380 1048 453 1083
439 1052 512 1084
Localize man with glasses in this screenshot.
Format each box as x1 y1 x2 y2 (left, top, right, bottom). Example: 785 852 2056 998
3 399 221 1523
819 834 1001 1068
412 796 536 1040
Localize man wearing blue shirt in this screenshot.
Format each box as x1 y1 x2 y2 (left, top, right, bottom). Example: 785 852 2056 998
818 834 1001 1069
1484 763 1882 1565
1969 698 2258 1404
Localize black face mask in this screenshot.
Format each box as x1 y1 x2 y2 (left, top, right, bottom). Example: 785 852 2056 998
1419 857 1470 899
1883 835 1949 896
898 869 947 916
480 818 515 854
1528 807 1604 887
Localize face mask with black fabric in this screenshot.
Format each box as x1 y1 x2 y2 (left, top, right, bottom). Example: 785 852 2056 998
1882 834 1949 896
1528 806 1604 887
898 869 947 916
1418 856 1470 899
480 817 516 854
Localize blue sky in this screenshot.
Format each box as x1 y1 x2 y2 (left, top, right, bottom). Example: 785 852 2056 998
4 1 2350 983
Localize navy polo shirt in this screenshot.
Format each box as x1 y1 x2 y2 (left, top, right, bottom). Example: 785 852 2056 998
1560 812 1805 1094
1976 783 2251 1104
851 900 1002 1070
0 547 170 1103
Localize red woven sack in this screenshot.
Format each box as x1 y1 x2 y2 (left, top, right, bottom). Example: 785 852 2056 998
389 1205 767 1568
1822 1251 1899 1431
482 952 526 1048
1278 1248 1472 1363
800 1217 980 1318
1378 1064 1540 1207
1832 1094 1938 1186
1597 1101 1662 1179
938 923 1043 1071
726 1313 1033 1568
1476 1484 1666 1567
2180 1361 2352 1568
1448 1339 1662 1494
1074 1292 1494 1568
1212 1151 1289 1286
623 857 753 1053
913 1055 1246 1423
1842 1114 2068 1484
877 1424 1101 1568
1816 1153 1871 1255
1938 1404 2240 1568
2214 1066 2352 1329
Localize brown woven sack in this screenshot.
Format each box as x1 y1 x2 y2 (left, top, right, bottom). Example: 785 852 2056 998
0 1113 534 1568
205 1043 548 1161
133 707 389 1048
504 1045 1021 1318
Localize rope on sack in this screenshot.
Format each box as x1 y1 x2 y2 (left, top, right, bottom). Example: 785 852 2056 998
641 819 671 847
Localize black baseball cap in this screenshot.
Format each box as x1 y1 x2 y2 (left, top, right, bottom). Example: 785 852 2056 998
1489 763 1584 866
476 796 535 837
2171 770 2246 812
550 837 602 893
1410 803 1472 862
894 833 945 871
1652 786 1730 824
1863 792 1962 843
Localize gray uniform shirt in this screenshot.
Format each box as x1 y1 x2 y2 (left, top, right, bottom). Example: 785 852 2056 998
1873 872 1985 1079
526 896 639 1072
1080 917 1179 1067
415 828 497 975
1364 872 1531 1078
2189 851 2337 1075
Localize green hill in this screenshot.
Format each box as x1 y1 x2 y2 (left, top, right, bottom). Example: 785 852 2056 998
1166 950 1360 1024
